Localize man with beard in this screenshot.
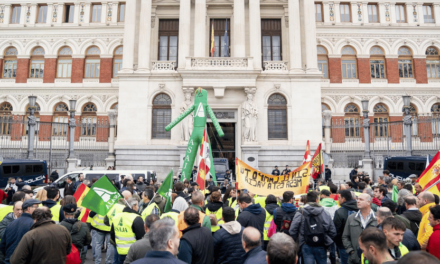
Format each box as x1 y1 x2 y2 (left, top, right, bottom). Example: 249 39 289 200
358 228 397 264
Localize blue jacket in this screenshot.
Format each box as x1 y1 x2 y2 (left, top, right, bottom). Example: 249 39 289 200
243 246 267 264
213 222 245 264
0 213 34 264
131 251 186 264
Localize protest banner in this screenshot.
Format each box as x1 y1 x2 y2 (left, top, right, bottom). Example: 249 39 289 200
236 158 311 197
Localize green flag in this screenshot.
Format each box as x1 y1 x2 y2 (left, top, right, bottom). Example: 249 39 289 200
157 170 173 213
392 185 399 203
81 175 122 216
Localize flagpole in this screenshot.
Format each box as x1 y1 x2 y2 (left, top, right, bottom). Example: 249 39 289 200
423 179 440 192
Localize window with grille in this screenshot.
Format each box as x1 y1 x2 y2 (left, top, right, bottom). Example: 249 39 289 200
64 4 75 23
368 4 378 23
0 103 13 135
268 94 287 140
30 48 45 79
395 4 406 23
3 47 18 79
119 3 125 22
85 47 101 78
317 46 328 78
152 94 172 139
158 20 179 64
423 5 434 23
426 47 440 79
340 4 351 22
37 5 48 23
11 5 21 24
344 104 360 137
81 103 97 137
113 46 123 77
57 47 72 78
209 19 230 57
52 103 69 136
342 60 357 79
315 3 323 22
398 47 413 78
373 104 389 137
91 4 102 22
262 19 282 62
370 46 386 79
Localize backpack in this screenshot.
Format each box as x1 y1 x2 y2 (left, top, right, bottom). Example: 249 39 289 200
303 209 326 247
274 208 297 234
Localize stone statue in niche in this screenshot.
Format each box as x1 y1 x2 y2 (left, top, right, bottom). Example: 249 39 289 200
242 89 258 142
180 91 193 141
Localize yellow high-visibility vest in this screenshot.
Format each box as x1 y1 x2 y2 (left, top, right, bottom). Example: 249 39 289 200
0 205 12 222
50 204 62 224
106 204 125 227
205 207 224 233
113 212 138 255
263 209 273 241
160 211 179 225
91 213 111 232
141 203 160 221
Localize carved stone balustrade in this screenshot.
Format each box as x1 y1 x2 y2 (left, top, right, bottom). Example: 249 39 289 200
151 61 177 71
186 57 254 70
263 61 288 72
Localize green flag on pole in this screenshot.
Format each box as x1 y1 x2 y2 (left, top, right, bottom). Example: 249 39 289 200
157 170 173 213
81 175 122 216
207 134 217 185
392 185 399 203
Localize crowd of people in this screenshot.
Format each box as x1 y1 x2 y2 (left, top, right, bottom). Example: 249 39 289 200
0 168 440 264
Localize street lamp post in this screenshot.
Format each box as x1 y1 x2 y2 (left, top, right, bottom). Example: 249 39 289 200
68 99 77 159
27 96 37 159
402 95 412 156
362 100 370 159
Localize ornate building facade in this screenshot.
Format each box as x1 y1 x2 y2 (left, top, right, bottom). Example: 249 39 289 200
0 0 439 176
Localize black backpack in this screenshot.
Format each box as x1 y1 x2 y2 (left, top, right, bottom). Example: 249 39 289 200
303 209 326 247
274 208 297 234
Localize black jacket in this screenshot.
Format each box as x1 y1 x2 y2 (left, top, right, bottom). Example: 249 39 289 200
204 201 223 213
41 200 65 222
333 199 358 247
212 221 245 264
179 223 214 264
402 209 423 236
237 204 266 238
59 218 91 249
273 203 297 232
64 182 75 196
110 207 145 249
325 168 332 180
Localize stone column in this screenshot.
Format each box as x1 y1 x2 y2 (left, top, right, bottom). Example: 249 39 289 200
137 0 152 72
121 0 136 71
334 2 341 23
27 108 36 159
406 3 415 25
101 2 108 24
19 4 26 25
362 102 371 159
46 4 53 25
29 4 37 25
234 0 245 57
73 3 80 24
54 4 64 25
403 101 413 156
249 0 261 69
322 2 331 24
288 0 302 72
417 4 424 25
111 2 119 24
194 0 206 57
362 2 369 23
434 4 440 26
350 2 359 24
178 0 191 68
389 2 397 24
379 3 387 25
323 110 332 154
105 109 117 167
303 0 319 71
2 5 11 26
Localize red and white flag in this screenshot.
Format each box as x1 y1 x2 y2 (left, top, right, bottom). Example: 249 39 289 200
196 127 211 190
302 140 311 165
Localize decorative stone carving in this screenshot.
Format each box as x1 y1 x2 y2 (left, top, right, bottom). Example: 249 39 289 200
108 109 118 127
52 4 58 22
385 4 390 21
242 88 258 143
329 3 335 21
328 95 345 103
357 3 362 22
322 110 332 127
0 5 4 23
403 115 412 125
412 4 418 23
151 16 156 28
263 61 288 71
80 3 85 23
26 4 31 23
363 118 370 128
107 3 113 21
415 95 433 104
181 88 194 141
159 83 165 90
274 84 281 90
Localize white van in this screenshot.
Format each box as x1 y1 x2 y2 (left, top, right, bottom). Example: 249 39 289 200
33 170 156 197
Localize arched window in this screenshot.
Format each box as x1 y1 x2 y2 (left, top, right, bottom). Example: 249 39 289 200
30 47 45 78
370 46 386 79
341 46 357 79
426 47 440 79
57 47 73 78
317 46 328 78
24 103 41 135
373 103 389 137
3 47 18 79
52 102 69 136
398 47 413 78
85 46 101 78
113 46 123 78
344 103 360 137
268 94 287 139
0 102 13 135
152 94 171 139
81 103 97 136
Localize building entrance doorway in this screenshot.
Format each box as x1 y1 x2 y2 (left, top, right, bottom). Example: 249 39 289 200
207 122 236 177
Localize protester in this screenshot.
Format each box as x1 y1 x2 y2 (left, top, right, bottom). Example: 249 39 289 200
263 195 279 248
382 217 410 260
289 191 336 264
161 196 188 223
272 166 280 176
0 199 39 264
236 193 266 239
334 190 358 264
135 176 147 193
272 191 296 233
205 191 224 233
74 173 85 191
397 189 412 214
64 177 75 196
342 193 378 264
358 227 397 264
242 226 267 264
177 191 211 236
427 205 440 260
329 184 339 201
417 191 436 250
10 207 72 264
267 233 298 264
223 187 237 207
60 203 91 264
178 207 214 264
35 188 48 201
374 185 390 204
0 201 22 239
402 196 422 236
325 165 332 182
414 183 423 196
381 199 411 230
140 189 160 219
111 197 145 264
397 251 440 264
5 178 17 204
41 187 64 223
212 206 245 264
90 206 114 264
124 214 160 264
130 218 185 264
320 189 339 219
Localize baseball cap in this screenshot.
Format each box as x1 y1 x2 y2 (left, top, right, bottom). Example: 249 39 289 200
408 174 418 179
22 199 41 210
63 203 77 213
